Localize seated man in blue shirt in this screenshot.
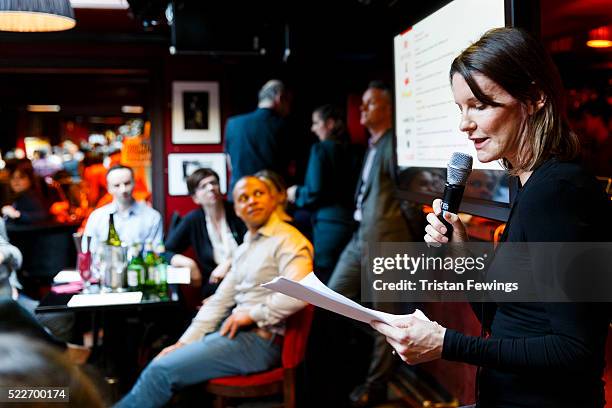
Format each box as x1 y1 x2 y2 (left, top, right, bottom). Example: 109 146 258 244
115 175 313 408
84 165 162 252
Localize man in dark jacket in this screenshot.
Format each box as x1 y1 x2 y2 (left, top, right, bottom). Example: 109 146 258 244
328 81 415 407
224 80 292 196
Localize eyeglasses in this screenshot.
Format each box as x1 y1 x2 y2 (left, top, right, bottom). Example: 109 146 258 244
196 180 220 191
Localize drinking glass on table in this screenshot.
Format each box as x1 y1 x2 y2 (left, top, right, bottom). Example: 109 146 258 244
91 245 108 292
77 251 93 293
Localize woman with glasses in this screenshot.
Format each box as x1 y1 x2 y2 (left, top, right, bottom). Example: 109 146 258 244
164 168 246 299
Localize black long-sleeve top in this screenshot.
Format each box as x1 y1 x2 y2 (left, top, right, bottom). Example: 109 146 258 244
8 190 49 225
164 202 246 298
295 140 364 222
442 159 611 408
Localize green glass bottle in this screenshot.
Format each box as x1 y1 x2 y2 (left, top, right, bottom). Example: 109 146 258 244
126 243 145 291
143 240 157 291
106 213 122 247
154 242 168 298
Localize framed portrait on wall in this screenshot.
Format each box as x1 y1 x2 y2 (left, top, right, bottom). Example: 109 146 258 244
168 153 227 196
171 81 221 144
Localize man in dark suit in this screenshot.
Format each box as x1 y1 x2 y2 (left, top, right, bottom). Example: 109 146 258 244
328 81 415 407
224 79 292 196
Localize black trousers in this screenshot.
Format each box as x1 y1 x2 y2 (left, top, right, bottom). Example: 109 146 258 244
327 233 403 386
0 298 66 349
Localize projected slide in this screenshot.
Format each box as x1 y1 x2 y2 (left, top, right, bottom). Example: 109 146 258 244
394 0 505 170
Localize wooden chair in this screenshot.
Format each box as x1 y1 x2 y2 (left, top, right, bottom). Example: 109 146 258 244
204 305 315 408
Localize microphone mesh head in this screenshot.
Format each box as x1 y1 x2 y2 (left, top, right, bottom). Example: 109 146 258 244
447 152 473 185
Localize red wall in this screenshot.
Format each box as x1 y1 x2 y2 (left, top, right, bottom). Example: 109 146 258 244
161 60 227 225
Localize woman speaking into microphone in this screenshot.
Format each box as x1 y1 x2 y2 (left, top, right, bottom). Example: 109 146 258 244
372 27 610 407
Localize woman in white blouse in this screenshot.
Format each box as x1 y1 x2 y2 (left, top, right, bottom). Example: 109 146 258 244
164 168 246 300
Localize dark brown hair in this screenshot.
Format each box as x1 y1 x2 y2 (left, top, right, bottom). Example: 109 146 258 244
186 168 220 196
7 159 40 196
313 104 349 143
450 27 580 174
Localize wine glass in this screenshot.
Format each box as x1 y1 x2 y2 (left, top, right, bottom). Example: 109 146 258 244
91 245 108 292
77 251 92 293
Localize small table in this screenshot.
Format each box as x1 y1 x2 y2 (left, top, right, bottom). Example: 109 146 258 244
36 287 180 314
36 285 181 377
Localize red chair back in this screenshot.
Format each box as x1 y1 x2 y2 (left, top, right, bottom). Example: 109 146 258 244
282 304 314 369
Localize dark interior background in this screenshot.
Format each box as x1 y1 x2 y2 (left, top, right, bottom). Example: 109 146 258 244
0 0 609 405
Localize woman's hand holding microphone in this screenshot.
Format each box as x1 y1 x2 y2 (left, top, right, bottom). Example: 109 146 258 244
424 198 468 244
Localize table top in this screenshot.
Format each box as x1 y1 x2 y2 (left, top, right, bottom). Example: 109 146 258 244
6 220 81 233
36 286 180 313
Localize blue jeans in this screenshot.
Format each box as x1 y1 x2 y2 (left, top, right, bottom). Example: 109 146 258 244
115 330 281 408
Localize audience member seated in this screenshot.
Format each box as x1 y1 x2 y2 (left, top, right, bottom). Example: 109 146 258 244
0 218 22 299
61 140 84 182
2 159 49 225
0 298 90 364
165 168 246 300
32 149 63 178
115 175 313 408
84 165 162 254
4 206 77 342
82 151 108 208
0 298 66 348
0 333 103 406
287 104 364 282
88 150 152 210
49 170 90 224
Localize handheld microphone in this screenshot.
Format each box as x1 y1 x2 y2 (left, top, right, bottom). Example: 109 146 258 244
440 152 473 239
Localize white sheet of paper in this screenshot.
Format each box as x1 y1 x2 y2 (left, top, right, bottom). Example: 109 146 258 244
262 272 429 325
167 266 191 284
67 292 143 308
54 270 82 284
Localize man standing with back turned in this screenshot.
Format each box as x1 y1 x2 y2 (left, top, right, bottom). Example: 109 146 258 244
328 81 415 407
224 79 292 195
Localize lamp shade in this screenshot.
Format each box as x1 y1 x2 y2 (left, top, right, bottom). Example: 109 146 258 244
0 0 75 32
587 25 612 49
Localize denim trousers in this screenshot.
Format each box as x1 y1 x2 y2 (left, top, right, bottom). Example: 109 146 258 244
115 330 281 408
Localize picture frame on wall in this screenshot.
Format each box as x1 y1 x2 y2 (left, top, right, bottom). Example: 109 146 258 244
168 153 227 196
171 81 221 144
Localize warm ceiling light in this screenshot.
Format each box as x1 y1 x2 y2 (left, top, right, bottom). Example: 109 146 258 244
27 105 61 112
121 105 144 114
587 26 612 48
0 0 76 32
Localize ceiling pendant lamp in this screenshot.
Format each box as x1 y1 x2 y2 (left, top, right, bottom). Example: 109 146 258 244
586 25 612 49
0 0 76 32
